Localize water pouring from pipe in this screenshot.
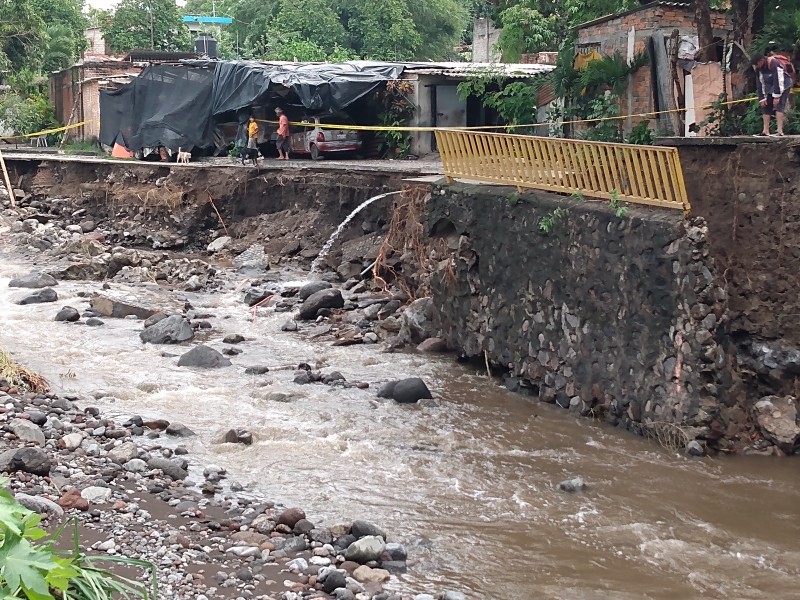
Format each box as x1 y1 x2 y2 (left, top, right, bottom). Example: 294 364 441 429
309 190 403 274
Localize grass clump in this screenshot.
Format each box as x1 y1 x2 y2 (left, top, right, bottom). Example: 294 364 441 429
0 348 49 393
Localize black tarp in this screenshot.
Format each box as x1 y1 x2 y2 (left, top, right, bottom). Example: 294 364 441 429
100 60 406 151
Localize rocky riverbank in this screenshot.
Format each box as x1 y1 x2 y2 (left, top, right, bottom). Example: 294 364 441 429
0 382 465 600
0 173 464 599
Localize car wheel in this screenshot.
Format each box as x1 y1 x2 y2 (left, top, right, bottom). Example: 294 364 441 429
310 144 320 161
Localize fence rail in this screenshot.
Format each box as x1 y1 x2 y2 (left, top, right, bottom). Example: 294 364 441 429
434 129 691 214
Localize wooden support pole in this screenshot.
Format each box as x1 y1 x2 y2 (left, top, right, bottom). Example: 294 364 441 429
0 149 15 207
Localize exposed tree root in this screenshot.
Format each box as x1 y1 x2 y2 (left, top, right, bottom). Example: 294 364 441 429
0 348 49 393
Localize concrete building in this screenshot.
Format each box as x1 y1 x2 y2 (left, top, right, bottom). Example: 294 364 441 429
574 1 733 135
404 62 555 156
472 18 502 63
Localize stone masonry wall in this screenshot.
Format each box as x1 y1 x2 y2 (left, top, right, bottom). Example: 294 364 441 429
425 184 743 451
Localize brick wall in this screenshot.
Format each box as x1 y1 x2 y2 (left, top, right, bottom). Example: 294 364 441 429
49 62 142 142
577 5 733 129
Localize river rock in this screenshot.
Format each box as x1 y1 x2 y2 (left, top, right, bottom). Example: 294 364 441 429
107 442 138 464
0 448 52 475
322 570 347 593
398 297 437 344
55 306 80 322
244 365 270 375
277 507 306 529
58 488 89 511
333 590 355 600
85 317 105 327
18 288 58 305
124 458 148 473
60 432 84 450
147 457 188 480
686 440 705 457
144 312 169 328
559 477 586 493
298 289 344 320
351 520 387 540
81 486 112 504
9 272 58 288
9 418 45 446
282 535 309 553
140 315 194 344
299 281 332 301
221 428 253 445
207 235 232 253
281 320 298 332
417 337 448 353
442 592 468 600
753 395 800 453
177 345 231 368
15 493 64 519
91 295 157 319
223 334 245 344
377 381 397 399
391 378 433 404
352 565 390 584
344 535 385 563
166 422 196 437
383 542 407 561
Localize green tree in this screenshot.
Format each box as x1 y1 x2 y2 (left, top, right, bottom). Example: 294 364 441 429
407 0 468 60
272 0 347 53
345 0 422 60
42 24 80 72
105 0 192 53
0 0 45 73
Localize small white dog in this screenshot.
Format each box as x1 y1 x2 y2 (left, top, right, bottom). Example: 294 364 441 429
176 147 191 164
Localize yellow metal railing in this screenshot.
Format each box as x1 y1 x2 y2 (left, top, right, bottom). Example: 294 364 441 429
434 129 691 214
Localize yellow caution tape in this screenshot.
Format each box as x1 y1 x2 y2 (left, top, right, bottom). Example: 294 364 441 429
0 120 93 141
257 96 765 132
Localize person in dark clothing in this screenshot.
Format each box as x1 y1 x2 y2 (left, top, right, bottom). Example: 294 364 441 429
752 53 794 136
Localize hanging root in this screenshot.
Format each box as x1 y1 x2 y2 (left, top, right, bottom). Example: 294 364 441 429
643 420 691 452
371 185 449 300
0 348 49 393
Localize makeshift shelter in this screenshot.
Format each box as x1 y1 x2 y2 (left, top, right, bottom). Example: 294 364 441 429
100 60 405 151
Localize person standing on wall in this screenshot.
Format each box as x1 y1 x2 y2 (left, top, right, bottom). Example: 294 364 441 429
752 53 794 136
275 107 290 160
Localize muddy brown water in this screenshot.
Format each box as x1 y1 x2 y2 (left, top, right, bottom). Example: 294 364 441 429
1 256 799 600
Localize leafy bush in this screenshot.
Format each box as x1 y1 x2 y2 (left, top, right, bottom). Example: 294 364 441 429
626 120 654 145
0 478 157 599
0 93 58 136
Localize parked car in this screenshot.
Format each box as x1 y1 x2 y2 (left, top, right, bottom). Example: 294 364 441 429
288 113 362 160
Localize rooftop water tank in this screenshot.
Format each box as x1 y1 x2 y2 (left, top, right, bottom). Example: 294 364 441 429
195 34 218 58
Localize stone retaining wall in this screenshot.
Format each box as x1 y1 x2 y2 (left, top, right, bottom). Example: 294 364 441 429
425 184 742 451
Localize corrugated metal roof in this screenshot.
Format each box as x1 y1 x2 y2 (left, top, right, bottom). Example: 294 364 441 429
406 62 555 78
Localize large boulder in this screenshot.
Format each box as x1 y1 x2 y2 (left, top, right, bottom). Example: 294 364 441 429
298 289 344 320
91 295 157 319
55 306 80 322
351 520 387 540
298 280 332 301
398 297 437 344
0 447 52 475
14 493 64 519
146 457 188 480
139 315 194 344
177 345 231 368
391 378 433 404
753 395 800 453
9 418 45 446
9 272 58 289
344 535 386 563
17 288 57 305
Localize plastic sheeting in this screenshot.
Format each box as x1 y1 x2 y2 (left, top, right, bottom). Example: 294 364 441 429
100 60 405 151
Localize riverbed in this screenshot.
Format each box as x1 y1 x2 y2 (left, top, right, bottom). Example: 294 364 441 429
1 253 798 600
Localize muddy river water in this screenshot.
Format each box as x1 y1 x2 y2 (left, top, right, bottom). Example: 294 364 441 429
1 254 799 600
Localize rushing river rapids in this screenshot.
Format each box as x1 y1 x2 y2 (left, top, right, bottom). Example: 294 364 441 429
1 250 799 600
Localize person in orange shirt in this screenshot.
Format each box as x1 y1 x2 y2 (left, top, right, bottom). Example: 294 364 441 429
275 107 290 160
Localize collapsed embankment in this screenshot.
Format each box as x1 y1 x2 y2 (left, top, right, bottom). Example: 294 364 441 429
5 157 428 281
